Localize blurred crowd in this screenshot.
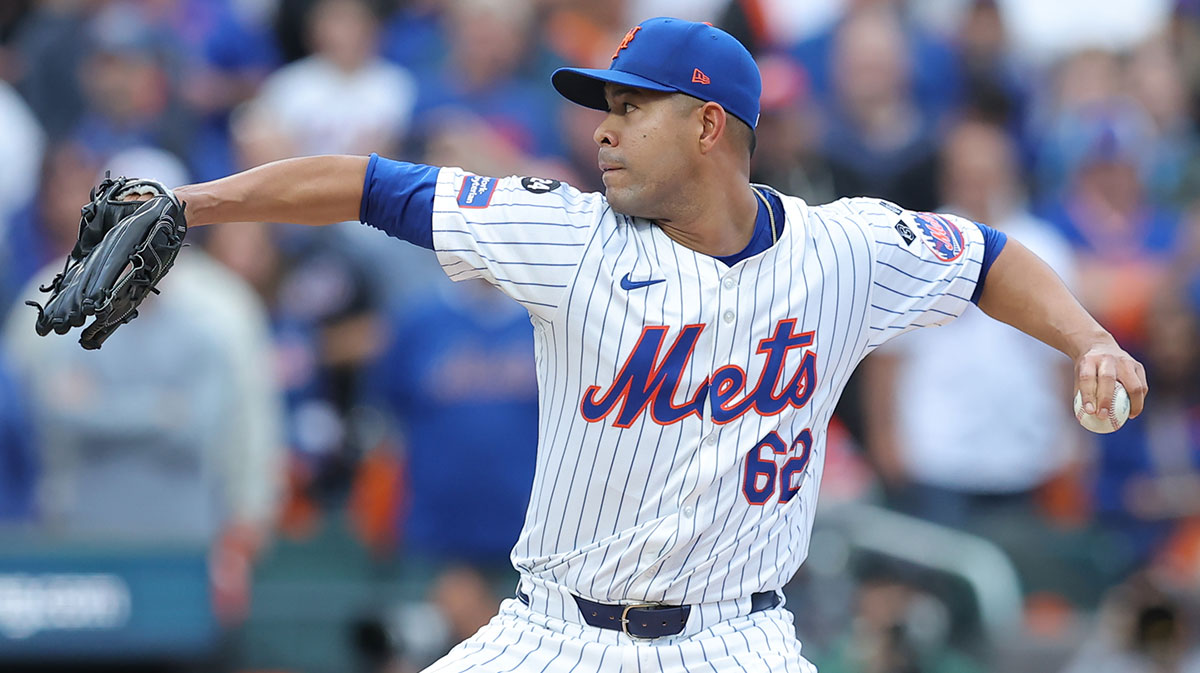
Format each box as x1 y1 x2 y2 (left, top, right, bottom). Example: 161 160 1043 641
0 0 1199 672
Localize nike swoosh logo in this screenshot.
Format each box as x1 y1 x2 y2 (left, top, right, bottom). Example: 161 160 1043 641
620 272 665 291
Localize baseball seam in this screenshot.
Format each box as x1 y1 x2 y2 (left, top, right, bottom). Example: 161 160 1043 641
1075 387 1124 431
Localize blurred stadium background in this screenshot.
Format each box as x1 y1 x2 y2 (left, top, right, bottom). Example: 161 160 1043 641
0 0 1198 671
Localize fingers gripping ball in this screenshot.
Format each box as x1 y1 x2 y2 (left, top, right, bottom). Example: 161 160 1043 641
26 178 187 350
1073 381 1131 434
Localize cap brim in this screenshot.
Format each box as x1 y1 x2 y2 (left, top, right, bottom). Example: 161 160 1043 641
551 67 678 111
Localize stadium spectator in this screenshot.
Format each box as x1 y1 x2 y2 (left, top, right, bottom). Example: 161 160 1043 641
807 4 948 446
1 141 101 316
1077 211 1200 597
1120 258 1200 525
790 1 962 124
205 91 401 508
1029 38 1200 210
1036 111 1181 353
818 5 943 212
253 0 415 157
166 0 282 182
365 279 538 665
749 54 835 205
204 214 390 506
864 119 1085 600
407 0 565 159
868 116 1094 597
998 0 1173 66
0 346 37 523
9 0 91 139
1124 39 1200 206
1033 49 1124 150
71 3 196 164
0 78 44 313
380 0 449 74
864 119 1080 513
0 78 43 222
3 147 285 619
956 0 1031 131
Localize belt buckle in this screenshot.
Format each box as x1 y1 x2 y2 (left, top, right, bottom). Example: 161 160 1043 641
620 602 662 639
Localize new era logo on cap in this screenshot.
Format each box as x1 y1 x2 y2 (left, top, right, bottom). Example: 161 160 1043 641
692 68 710 85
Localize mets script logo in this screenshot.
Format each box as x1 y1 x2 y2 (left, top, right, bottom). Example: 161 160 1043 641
911 212 965 262
581 319 818 427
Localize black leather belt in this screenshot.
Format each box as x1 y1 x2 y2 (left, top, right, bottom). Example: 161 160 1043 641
515 590 781 639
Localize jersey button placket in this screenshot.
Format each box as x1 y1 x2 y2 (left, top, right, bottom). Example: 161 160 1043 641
721 275 737 323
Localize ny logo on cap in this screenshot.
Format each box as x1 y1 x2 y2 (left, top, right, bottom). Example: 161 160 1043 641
612 25 641 60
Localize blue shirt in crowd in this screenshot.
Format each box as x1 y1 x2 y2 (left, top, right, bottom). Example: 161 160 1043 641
367 285 539 563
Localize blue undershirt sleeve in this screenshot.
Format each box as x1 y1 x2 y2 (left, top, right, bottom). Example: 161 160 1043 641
970 221 1008 305
359 153 439 250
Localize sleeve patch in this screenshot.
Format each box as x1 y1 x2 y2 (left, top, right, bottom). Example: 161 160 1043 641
457 175 498 208
908 212 965 262
894 221 917 246
879 200 903 215
520 176 561 193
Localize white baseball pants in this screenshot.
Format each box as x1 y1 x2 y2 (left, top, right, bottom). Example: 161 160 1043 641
421 577 817 672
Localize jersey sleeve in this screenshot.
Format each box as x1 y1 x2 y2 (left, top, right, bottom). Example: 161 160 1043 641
847 199 988 350
431 168 602 320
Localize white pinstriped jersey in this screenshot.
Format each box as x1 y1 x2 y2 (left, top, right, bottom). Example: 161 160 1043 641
431 168 984 606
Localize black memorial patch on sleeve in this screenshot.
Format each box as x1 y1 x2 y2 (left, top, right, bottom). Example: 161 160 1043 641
521 177 562 193
895 221 917 245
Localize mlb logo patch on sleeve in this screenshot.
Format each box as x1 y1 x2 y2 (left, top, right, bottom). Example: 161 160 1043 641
458 175 497 208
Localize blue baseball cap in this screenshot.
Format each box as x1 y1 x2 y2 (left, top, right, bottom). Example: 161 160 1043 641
552 17 762 129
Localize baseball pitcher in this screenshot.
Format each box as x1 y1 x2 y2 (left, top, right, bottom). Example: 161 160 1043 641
32 18 1147 673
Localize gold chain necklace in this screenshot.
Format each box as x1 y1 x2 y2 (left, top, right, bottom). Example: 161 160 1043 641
752 187 778 245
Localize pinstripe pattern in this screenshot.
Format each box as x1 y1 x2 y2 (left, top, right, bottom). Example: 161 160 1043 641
426 170 985 671
423 597 817 673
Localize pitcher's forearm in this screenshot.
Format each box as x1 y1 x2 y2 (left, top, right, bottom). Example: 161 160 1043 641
978 237 1147 418
977 238 1112 359
175 155 370 227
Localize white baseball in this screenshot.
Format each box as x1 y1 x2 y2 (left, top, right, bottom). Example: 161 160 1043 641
1073 381 1130 434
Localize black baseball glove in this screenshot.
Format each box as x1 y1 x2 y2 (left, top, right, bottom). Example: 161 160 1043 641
26 174 188 349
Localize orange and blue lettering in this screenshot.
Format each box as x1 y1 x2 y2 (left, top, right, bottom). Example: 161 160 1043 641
711 319 816 424
581 320 817 427
581 324 706 427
